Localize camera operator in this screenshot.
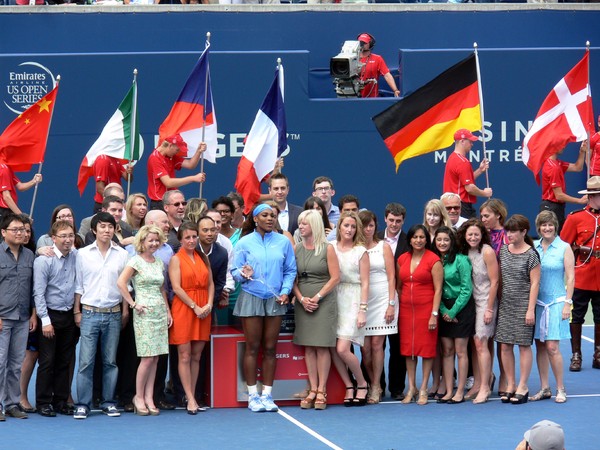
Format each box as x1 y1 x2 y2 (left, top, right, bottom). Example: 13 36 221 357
357 33 400 98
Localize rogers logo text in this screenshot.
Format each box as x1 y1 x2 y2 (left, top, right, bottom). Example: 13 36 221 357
4 62 56 115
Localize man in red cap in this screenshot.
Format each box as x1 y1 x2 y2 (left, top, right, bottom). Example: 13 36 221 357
146 134 206 211
443 129 492 218
356 33 400 98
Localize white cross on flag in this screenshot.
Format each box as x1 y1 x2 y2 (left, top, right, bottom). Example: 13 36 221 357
522 51 594 183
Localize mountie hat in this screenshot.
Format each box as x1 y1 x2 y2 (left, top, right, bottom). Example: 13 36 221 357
524 420 564 450
454 129 478 142
578 176 600 195
164 134 188 154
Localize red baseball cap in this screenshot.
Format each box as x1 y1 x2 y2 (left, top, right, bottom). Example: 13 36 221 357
454 129 479 142
357 33 371 44
164 134 188 154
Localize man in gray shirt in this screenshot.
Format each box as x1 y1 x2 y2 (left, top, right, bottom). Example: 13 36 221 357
33 220 78 417
0 213 35 421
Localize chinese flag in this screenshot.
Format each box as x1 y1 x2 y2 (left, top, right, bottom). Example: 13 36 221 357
0 86 58 172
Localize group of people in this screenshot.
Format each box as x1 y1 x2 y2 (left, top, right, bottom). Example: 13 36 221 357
1 125 599 422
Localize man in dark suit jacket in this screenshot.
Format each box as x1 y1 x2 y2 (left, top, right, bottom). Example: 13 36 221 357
195 215 228 407
376 202 408 400
269 173 302 235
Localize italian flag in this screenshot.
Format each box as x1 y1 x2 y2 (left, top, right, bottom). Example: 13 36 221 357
77 81 144 195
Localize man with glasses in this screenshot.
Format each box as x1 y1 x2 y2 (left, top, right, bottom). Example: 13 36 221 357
0 213 35 421
33 221 78 417
163 190 187 254
147 134 206 211
443 129 492 218
312 176 340 227
560 176 600 372
441 192 467 229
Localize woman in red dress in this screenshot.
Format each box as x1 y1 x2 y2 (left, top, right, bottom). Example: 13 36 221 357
168 222 215 415
397 224 443 405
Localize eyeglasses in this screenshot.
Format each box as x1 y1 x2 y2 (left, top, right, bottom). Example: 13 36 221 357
57 213 73 220
168 201 187 207
445 206 461 211
54 234 75 239
5 227 26 234
314 186 331 192
216 209 232 215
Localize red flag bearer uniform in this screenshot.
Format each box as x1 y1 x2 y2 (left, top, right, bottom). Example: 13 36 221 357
0 164 20 211
146 148 184 202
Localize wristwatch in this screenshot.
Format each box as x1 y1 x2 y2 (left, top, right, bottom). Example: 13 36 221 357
565 299 573 305
431 311 439 317
388 300 396 307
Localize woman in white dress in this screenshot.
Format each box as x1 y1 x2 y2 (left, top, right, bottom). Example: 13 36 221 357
331 212 370 406
358 210 397 404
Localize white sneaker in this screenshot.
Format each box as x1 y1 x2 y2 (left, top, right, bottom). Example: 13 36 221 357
260 393 278 412
73 407 88 420
248 393 266 412
465 376 475 390
102 405 120 417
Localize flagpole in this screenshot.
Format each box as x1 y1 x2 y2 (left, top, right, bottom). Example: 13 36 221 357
199 32 211 199
473 42 490 189
127 68 138 199
275 58 284 174
586 41 591 180
29 75 60 219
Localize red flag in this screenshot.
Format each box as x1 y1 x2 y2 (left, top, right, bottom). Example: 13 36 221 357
0 86 58 172
522 52 594 183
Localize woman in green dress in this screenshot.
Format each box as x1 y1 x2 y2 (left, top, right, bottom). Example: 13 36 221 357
118 225 173 416
292 210 340 410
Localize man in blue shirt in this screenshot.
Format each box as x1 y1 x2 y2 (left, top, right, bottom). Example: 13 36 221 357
33 220 78 417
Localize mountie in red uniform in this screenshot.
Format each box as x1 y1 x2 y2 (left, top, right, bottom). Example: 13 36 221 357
560 179 600 371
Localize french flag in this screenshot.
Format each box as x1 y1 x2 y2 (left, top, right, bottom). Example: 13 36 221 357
159 45 218 162
235 64 287 214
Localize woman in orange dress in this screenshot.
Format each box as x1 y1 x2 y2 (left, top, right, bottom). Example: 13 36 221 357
168 221 215 414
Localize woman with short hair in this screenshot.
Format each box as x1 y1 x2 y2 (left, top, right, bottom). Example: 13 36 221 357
530 211 573 403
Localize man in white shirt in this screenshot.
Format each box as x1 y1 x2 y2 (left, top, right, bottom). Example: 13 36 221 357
73 212 129 420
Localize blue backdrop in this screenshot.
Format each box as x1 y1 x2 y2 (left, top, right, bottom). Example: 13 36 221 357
0 9 598 236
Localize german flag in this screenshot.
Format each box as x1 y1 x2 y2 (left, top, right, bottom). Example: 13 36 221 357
372 54 481 171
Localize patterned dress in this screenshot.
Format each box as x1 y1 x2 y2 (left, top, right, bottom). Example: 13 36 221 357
334 244 367 346
468 244 497 339
128 255 169 357
496 245 541 346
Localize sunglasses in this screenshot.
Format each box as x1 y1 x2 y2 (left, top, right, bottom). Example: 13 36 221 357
169 201 188 207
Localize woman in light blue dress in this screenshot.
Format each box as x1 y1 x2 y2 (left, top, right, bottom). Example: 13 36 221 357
531 211 573 403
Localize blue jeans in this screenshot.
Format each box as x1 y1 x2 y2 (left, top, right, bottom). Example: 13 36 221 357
76 309 121 410
0 319 28 408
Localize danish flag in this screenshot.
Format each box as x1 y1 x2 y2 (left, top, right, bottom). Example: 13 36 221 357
522 51 594 183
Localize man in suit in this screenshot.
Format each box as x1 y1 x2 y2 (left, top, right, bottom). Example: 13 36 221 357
377 202 408 400
269 173 302 235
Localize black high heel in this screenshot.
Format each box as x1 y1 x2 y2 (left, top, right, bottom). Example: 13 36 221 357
353 386 368 407
343 387 355 407
510 391 529 405
500 392 515 404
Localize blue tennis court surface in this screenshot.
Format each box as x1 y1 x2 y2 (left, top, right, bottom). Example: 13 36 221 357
4 325 598 449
